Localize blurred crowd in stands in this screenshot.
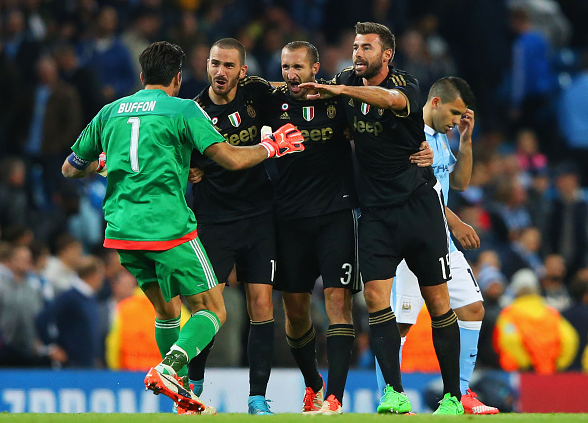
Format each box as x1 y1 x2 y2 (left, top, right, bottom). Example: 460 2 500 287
0 0 587 374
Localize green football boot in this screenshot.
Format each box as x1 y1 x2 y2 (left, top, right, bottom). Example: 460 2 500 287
377 385 412 414
433 392 465 415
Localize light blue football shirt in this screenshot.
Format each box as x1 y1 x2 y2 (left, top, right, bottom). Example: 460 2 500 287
425 124 458 253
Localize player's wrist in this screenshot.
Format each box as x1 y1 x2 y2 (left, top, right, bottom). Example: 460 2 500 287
259 139 276 158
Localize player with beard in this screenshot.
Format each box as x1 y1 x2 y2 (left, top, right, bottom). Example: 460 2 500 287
187 38 278 415
263 41 359 415
300 22 464 415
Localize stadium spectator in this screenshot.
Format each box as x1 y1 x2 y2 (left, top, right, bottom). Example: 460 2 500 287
541 254 571 311
558 53 588 186
42 233 83 297
0 244 46 367
493 268 578 374
500 226 544 279
508 7 555 154
76 6 135 102
121 8 162 92
178 43 210 99
476 258 507 369
562 271 588 371
36 255 105 368
23 55 82 204
0 157 29 230
514 129 548 186
52 43 105 127
543 162 588 278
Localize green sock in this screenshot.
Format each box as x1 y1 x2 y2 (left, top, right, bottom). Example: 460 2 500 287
154 316 186 376
176 310 221 362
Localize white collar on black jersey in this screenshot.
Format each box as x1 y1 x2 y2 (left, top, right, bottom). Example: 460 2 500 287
424 124 436 136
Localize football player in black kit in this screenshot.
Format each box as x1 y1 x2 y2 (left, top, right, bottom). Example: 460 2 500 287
300 22 464 415
187 38 277 415
262 41 360 415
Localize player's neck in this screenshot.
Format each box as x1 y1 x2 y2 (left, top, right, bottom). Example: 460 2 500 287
208 86 237 105
144 84 175 96
362 64 389 87
423 104 434 128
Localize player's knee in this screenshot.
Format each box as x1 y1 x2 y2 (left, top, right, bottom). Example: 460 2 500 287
285 307 311 329
363 285 389 311
325 289 352 324
465 301 485 321
213 306 227 326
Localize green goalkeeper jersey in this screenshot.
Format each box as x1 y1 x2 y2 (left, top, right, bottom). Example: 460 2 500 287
71 88 225 250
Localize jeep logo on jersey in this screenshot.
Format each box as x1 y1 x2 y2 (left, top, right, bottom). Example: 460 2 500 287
353 116 384 136
222 125 258 145
361 103 370 115
228 112 241 127
299 127 334 143
302 106 314 121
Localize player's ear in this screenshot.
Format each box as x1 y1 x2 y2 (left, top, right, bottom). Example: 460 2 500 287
431 96 442 109
140 72 145 86
239 64 248 78
312 61 320 76
383 48 393 63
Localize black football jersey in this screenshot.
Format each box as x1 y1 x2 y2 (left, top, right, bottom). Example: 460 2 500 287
334 66 434 207
191 76 274 223
262 85 358 221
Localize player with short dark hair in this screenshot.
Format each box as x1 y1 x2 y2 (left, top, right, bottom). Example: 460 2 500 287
300 22 464 415
262 41 360 415
61 40 304 414
187 38 279 415
378 77 499 414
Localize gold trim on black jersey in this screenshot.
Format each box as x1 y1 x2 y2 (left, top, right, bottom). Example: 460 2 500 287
238 75 270 87
392 90 410 118
195 97 206 109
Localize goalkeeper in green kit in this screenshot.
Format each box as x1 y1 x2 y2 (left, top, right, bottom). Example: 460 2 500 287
61 41 305 414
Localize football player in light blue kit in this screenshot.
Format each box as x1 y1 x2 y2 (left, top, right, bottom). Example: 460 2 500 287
375 77 498 414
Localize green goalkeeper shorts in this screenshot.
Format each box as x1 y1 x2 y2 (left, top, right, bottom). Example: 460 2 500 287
118 238 218 302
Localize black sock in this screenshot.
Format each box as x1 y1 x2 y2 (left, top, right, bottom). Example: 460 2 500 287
369 307 403 393
287 326 323 392
325 324 354 404
431 309 461 399
188 336 215 381
248 319 275 397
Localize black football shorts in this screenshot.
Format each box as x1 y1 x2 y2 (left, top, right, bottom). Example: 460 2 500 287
196 213 276 285
359 180 451 287
274 209 361 293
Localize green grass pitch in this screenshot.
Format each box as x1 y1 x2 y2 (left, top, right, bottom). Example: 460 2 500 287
2 414 588 423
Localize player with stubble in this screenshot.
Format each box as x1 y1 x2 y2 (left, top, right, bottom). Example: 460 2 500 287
187 38 278 415
262 41 360 415
301 22 464 415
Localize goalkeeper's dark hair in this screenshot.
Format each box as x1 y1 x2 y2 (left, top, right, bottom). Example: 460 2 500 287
428 77 476 110
355 22 395 53
283 41 319 64
211 38 246 66
139 41 185 86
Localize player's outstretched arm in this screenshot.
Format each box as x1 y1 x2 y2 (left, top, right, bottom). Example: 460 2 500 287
204 123 305 171
299 82 406 111
62 152 103 179
446 206 480 250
